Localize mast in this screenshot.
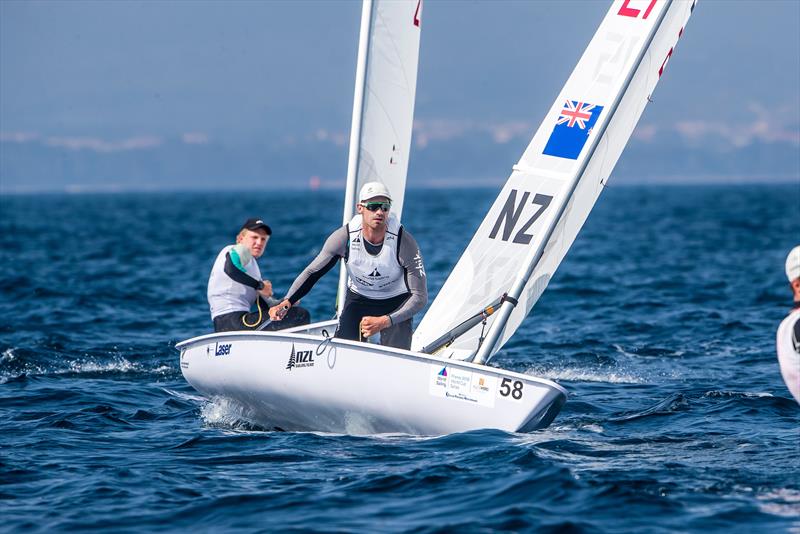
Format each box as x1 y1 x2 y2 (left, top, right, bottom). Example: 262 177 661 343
472 0 675 365
337 0 374 317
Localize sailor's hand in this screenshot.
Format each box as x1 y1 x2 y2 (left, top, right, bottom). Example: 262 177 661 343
259 280 273 298
360 315 391 338
269 300 291 320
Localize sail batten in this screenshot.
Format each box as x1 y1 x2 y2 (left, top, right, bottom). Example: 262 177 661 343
412 0 698 360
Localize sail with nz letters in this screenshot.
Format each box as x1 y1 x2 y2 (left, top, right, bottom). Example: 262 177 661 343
412 0 697 361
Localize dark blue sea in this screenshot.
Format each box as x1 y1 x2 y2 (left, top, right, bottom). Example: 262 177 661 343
1 184 799 532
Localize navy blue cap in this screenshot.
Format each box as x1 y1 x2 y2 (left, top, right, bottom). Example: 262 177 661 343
240 218 272 235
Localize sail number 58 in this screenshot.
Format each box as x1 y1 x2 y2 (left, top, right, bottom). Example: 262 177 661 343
499 378 524 400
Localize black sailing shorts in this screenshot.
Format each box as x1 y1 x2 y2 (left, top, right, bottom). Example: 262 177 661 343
336 290 412 350
213 297 311 333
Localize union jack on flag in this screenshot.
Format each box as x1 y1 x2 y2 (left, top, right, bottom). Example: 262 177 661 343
555 100 597 129
543 99 604 160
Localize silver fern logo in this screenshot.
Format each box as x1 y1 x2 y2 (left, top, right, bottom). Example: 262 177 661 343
286 343 314 370
286 344 296 370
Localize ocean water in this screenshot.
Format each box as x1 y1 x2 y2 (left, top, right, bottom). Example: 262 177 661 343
1 184 798 532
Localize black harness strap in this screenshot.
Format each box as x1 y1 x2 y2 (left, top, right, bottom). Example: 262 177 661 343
343 224 354 263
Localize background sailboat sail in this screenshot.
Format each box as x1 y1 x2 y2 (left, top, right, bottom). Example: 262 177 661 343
412 0 697 360
337 0 422 314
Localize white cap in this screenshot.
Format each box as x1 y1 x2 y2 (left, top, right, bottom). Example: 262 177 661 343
359 181 392 202
786 245 800 282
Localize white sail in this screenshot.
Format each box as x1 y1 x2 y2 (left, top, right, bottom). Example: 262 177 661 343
337 0 422 315
412 0 697 359
342 0 422 222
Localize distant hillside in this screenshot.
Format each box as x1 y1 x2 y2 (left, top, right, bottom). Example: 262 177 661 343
1 125 797 193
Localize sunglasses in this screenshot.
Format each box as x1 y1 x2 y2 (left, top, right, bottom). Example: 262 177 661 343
361 201 391 212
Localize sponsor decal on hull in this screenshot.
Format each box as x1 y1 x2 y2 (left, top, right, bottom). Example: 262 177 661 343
206 342 232 357
429 365 496 407
286 344 314 370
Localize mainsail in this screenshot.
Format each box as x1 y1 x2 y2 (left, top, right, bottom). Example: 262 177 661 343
337 0 422 314
342 0 422 221
412 0 697 361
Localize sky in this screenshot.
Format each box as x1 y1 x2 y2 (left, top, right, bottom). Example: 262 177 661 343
1 0 798 192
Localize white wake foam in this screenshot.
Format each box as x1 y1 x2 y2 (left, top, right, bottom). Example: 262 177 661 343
1 348 16 363
160 387 206 402
525 366 647 384
68 358 138 374
200 396 262 430
0 351 174 384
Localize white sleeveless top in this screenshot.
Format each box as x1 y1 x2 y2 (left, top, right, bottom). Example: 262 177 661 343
207 244 262 318
345 214 407 299
777 308 800 404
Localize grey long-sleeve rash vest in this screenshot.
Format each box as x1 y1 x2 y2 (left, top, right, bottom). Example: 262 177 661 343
283 226 427 325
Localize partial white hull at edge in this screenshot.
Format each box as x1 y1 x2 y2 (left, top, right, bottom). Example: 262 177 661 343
777 309 800 405
176 327 567 435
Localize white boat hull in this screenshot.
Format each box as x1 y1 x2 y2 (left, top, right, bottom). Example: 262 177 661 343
176 325 567 435
777 309 800 404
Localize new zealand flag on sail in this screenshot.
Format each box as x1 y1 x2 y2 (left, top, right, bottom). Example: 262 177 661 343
543 100 603 160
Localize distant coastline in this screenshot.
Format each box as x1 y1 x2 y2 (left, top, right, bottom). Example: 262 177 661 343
2 177 798 196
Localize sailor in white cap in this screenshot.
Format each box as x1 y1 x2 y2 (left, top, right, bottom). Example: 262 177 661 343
270 182 427 349
776 245 800 404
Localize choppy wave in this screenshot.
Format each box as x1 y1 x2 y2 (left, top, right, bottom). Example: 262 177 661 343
703 390 775 399
0 348 175 384
755 489 800 519
525 365 648 384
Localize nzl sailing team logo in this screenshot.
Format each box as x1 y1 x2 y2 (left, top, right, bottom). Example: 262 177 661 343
286 344 314 370
543 100 604 160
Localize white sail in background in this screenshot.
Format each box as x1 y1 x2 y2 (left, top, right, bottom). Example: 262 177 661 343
413 0 697 360
342 0 422 222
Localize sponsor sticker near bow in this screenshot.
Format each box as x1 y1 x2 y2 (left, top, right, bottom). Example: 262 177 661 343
429 365 496 407
207 342 232 357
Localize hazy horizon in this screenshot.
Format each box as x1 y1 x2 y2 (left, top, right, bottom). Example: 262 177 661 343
1 0 798 193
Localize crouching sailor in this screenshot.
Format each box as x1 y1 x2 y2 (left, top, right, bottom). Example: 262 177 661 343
208 218 310 332
269 182 427 350
777 245 800 405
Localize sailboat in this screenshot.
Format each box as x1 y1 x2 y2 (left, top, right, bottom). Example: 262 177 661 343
177 0 698 435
